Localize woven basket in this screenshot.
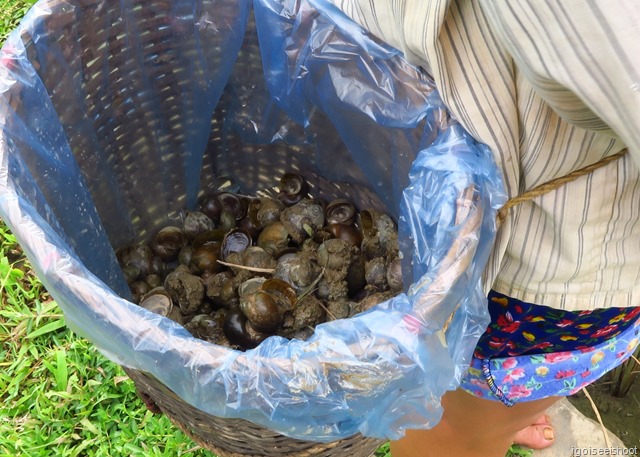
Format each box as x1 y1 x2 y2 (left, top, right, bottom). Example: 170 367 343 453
10 0 388 455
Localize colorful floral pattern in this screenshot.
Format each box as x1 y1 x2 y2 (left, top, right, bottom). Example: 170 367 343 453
460 291 640 405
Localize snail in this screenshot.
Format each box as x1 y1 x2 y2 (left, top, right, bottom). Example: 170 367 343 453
117 171 402 351
278 173 309 206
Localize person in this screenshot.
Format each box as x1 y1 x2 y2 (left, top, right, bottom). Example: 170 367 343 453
326 1 640 456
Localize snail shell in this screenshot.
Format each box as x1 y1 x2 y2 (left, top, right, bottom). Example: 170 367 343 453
150 226 188 262
278 173 309 206
386 257 403 291
183 212 215 239
117 244 153 277
257 221 290 256
221 228 252 262
280 199 325 244
139 287 173 317
239 290 283 333
325 199 356 226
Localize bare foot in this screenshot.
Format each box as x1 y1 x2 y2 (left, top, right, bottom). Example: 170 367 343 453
513 414 555 450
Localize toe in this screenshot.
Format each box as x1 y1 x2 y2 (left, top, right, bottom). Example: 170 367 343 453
513 424 555 450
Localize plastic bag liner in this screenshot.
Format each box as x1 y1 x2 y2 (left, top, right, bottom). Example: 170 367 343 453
0 0 507 441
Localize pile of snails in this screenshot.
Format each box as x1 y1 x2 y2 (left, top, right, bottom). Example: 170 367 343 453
116 173 403 350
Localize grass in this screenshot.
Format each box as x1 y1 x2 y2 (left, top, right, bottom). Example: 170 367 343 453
0 224 216 456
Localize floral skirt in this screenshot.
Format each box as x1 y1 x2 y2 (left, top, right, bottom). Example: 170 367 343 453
460 291 640 405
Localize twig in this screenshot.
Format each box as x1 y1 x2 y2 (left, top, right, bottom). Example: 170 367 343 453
317 300 338 321
216 260 275 274
581 387 612 449
631 354 640 366
297 268 325 302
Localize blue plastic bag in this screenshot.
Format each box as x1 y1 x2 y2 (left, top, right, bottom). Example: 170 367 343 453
0 0 506 441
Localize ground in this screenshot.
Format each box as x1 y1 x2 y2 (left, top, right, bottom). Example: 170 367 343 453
568 376 640 448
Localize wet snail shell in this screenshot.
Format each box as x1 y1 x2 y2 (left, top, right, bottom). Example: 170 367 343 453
257 221 290 257
221 228 252 262
191 242 222 273
191 229 226 250
261 278 297 310
223 309 269 349
139 287 173 317
117 244 153 277
150 226 188 262
199 194 222 223
365 257 388 290
280 199 325 244
241 246 277 271
183 211 215 239
247 197 285 229
217 192 247 221
325 199 356 226
386 257 404 291
239 290 283 333
327 223 363 246
278 173 309 206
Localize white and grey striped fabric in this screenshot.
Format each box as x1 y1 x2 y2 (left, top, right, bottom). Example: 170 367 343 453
329 0 640 310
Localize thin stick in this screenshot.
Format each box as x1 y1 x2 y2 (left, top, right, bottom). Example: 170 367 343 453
316 300 338 321
216 260 275 273
631 354 640 366
581 387 612 449
297 268 325 302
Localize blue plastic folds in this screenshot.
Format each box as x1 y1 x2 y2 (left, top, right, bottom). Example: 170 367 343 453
0 0 507 441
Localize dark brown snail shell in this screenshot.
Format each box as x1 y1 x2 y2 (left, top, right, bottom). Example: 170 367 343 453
117 244 153 277
145 274 163 289
149 255 166 278
278 173 309 206
139 287 173 316
223 310 250 347
217 192 247 221
122 264 141 284
280 199 325 244
239 290 283 333
257 221 290 256
261 278 297 310
327 223 363 246
183 211 215 239
386 257 403 291
241 246 277 271
191 242 222 273
242 321 270 348
223 309 270 349
129 280 151 299
192 229 226 250
221 228 252 262
178 245 193 266
199 193 222 223
365 257 388 290
150 226 188 262
325 199 357 226
247 196 285 229
238 277 267 298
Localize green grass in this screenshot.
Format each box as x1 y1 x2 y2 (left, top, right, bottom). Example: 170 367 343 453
0 224 216 456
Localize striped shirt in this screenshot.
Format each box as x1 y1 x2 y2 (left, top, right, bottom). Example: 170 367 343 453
329 0 640 310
